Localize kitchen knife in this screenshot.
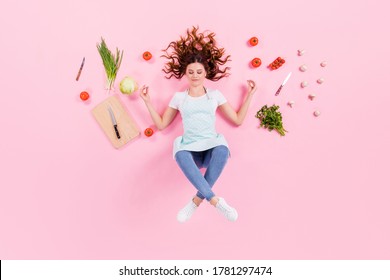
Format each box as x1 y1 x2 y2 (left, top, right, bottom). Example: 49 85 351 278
108 106 121 139
75 57 85 81
275 71 292 96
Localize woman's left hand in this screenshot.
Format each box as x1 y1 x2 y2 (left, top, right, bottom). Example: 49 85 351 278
247 80 257 95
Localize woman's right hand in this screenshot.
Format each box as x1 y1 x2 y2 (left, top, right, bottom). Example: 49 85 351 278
139 85 150 103
138 85 178 130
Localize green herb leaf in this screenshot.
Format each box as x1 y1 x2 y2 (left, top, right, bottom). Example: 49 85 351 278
97 37 123 91
255 104 288 136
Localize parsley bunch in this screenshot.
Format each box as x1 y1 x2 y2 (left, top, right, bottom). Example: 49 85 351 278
255 104 288 136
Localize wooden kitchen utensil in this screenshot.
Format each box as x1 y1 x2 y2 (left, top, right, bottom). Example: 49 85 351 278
92 95 140 149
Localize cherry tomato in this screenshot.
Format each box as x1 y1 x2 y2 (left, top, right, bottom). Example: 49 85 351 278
251 57 262 68
269 57 286 70
80 91 89 101
144 127 154 137
143 51 152 61
249 37 259 46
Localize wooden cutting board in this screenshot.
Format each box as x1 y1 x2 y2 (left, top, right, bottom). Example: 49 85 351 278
92 95 140 149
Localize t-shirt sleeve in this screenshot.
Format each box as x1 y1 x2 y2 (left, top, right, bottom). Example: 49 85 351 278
168 92 181 109
214 90 227 106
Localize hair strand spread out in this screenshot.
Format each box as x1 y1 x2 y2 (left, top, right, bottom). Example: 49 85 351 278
162 26 231 81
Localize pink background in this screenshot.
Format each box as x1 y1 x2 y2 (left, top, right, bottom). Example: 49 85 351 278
1 0 389 259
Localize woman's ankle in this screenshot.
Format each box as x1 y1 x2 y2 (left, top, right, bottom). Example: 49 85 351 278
193 196 204 206
209 196 219 207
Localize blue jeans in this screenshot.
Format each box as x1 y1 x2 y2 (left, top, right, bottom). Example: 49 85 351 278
174 145 229 201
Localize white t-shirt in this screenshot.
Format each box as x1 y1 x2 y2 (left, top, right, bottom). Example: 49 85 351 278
168 88 229 157
169 89 227 109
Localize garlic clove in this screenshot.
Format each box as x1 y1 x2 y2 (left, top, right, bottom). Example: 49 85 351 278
320 61 327 67
317 78 325 84
299 64 308 72
313 110 321 117
301 81 309 88
308 94 316 100
287 101 295 107
298 49 306 56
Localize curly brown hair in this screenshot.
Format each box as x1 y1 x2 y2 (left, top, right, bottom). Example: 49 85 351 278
162 26 231 81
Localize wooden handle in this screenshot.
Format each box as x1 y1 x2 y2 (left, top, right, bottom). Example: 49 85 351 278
275 85 283 96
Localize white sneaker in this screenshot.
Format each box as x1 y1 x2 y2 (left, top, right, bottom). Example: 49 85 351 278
216 198 238 222
177 198 198 223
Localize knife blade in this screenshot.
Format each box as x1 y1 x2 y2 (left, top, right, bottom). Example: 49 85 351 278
75 57 85 81
107 107 121 139
275 71 292 96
